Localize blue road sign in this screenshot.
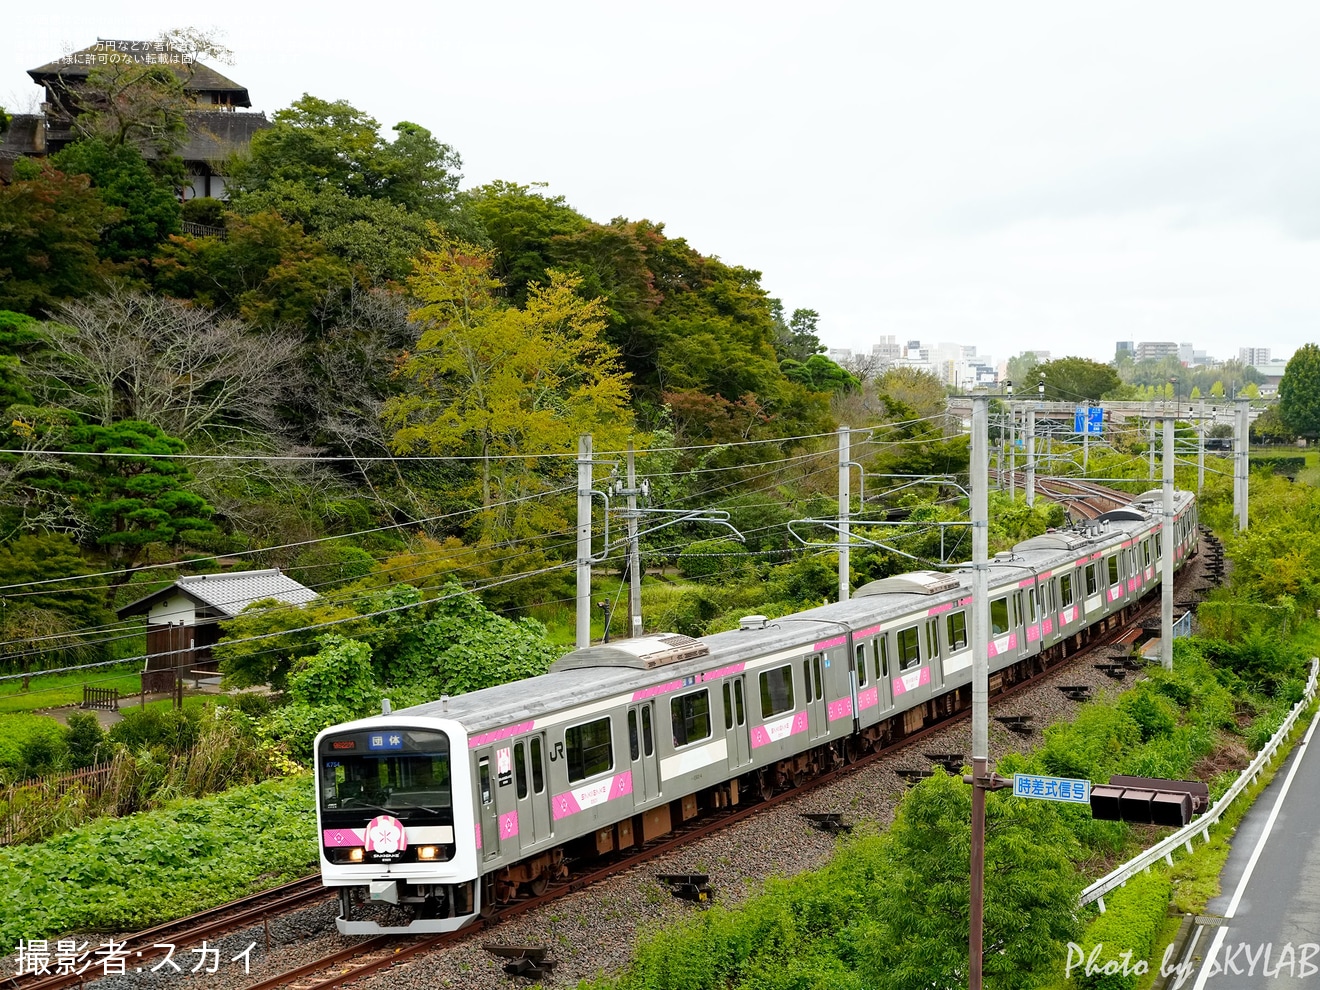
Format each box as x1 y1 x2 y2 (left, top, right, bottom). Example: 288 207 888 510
1012 773 1091 804
1073 407 1104 435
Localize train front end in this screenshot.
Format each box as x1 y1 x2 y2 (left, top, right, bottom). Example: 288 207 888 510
315 717 479 934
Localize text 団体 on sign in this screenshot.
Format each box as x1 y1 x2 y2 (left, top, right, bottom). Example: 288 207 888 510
1012 773 1091 804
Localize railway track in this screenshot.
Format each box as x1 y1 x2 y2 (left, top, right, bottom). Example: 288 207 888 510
224 563 1214 990
4 876 327 990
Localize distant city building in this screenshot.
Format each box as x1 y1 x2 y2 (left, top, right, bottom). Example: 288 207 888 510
828 347 853 362
871 335 901 365
1178 343 1195 365
1116 341 1135 360
1135 341 1179 361
1239 347 1271 367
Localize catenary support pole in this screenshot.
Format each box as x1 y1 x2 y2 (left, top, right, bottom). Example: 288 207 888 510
1161 416 1174 671
627 442 643 638
1025 405 1036 507
1149 419 1156 482
970 395 990 990
1236 399 1249 531
1197 400 1205 493
838 425 851 602
576 434 593 649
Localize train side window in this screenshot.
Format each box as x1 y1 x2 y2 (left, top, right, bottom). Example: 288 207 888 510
896 625 921 670
1012 593 1022 626
734 679 745 726
1107 555 1120 586
1143 540 1152 568
946 610 968 650
629 709 641 761
855 643 868 687
671 689 711 748
924 619 939 659
1027 588 1039 624
530 737 545 793
760 665 795 718
1058 574 1074 608
1084 563 1098 596
723 682 734 731
566 717 613 783
990 597 1009 637
1155 534 1163 560
877 637 889 680
641 706 654 757
515 742 528 799
479 758 492 805
812 655 824 701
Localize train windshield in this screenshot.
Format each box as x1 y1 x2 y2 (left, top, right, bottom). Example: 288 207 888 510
318 727 452 817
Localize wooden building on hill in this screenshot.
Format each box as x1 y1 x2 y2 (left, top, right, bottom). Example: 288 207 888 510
118 569 316 693
0 38 270 200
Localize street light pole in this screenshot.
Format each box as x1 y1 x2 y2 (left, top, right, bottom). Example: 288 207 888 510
1006 381 1015 498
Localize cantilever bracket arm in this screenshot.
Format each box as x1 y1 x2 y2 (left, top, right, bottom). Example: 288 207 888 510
592 508 744 562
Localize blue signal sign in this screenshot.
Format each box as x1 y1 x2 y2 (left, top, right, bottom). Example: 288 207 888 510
1012 773 1091 804
1073 407 1103 435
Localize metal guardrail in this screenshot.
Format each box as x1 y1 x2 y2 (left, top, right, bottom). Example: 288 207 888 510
1080 658 1319 911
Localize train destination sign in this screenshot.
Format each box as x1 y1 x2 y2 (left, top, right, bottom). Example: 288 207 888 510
1012 773 1091 803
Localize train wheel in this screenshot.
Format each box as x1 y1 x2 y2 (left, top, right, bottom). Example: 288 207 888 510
528 872 550 897
758 768 775 802
844 736 864 764
479 875 498 918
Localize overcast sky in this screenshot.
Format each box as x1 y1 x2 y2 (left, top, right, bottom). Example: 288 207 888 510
5 2 1318 368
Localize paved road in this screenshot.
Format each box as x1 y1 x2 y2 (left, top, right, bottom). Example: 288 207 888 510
1184 704 1320 988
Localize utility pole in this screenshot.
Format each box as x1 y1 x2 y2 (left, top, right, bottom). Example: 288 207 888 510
1235 398 1249 531
626 443 643 638
576 434 593 649
1148 419 1156 482
1008 384 1016 498
1197 400 1205 493
1025 404 1036 507
969 395 990 990
1161 415 1174 672
838 426 851 602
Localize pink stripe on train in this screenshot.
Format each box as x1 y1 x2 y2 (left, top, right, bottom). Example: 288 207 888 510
751 712 809 748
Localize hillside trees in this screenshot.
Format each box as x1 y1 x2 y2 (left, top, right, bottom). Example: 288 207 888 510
1030 356 1121 401
386 240 634 542
0 166 121 313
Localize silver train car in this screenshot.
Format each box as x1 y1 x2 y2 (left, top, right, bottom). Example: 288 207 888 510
314 489 1198 933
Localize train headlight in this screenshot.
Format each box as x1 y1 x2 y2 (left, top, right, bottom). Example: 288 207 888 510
417 846 439 861
348 848 364 862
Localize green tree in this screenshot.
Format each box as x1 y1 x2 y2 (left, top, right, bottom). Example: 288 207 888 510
64 712 107 769
25 420 215 595
216 596 366 690
287 634 381 715
387 242 634 520
1031 356 1121 402
0 165 121 314
779 354 859 393
1278 342 1320 438
859 772 1083 990
1251 406 1296 445
1210 380 1225 398
877 367 949 418
231 95 464 221
771 305 825 363
50 139 181 268
467 181 591 303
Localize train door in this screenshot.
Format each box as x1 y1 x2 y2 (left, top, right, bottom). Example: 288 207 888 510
722 677 752 768
924 618 943 689
627 703 661 803
875 635 894 712
849 643 864 731
473 748 500 863
512 736 551 851
803 654 828 739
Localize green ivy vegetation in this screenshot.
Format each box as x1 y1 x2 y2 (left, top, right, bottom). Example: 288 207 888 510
0 774 315 952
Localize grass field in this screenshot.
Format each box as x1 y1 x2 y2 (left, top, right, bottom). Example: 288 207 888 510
0 664 142 714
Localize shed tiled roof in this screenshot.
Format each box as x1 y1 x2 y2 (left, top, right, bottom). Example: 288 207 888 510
117 569 317 620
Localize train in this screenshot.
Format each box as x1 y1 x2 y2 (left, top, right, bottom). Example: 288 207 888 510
314 488 1198 933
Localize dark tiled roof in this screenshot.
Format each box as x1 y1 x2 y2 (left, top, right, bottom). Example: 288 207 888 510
29 43 252 108
177 111 271 161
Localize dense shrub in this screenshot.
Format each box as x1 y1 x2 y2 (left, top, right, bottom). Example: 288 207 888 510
107 706 203 753
1072 870 1173 990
